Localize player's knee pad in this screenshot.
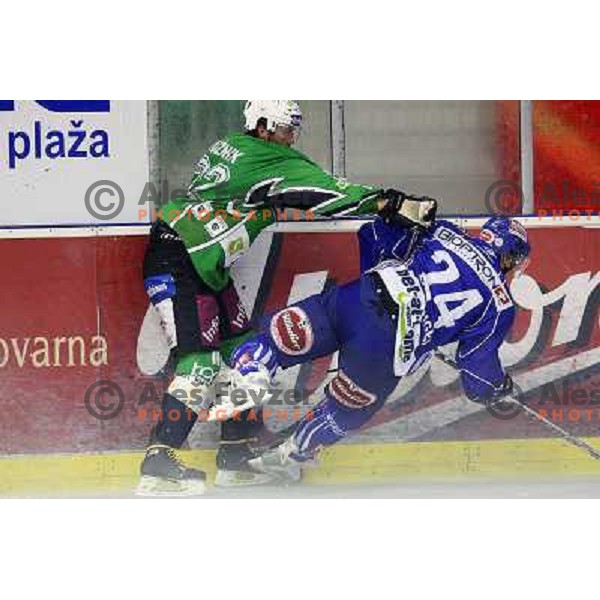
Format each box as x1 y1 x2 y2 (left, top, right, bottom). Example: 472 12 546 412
144 273 177 349
327 370 378 411
263 292 339 368
268 305 316 359
318 371 382 435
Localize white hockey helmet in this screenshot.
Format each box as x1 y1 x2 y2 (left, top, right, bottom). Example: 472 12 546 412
243 100 303 133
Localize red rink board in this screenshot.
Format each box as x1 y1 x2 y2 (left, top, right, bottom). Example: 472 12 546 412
0 235 152 453
0 224 599 454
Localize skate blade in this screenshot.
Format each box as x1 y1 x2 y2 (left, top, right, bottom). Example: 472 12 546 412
246 458 302 484
135 475 206 497
214 469 283 488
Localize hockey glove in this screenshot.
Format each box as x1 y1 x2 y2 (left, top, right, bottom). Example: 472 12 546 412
467 374 516 404
230 335 279 378
207 337 279 422
379 189 437 230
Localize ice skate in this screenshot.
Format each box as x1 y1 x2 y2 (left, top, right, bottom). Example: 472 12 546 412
215 440 300 487
247 437 305 483
136 444 206 497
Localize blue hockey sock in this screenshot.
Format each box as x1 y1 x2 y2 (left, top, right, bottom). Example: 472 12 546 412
291 397 351 459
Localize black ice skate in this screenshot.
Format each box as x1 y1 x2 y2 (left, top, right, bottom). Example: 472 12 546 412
136 444 206 497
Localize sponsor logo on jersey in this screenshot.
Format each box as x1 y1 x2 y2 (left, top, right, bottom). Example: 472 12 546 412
434 226 512 310
196 295 221 348
480 229 504 248
190 202 213 220
493 284 511 306
328 370 376 409
230 300 249 331
334 177 350 190
201 316 220 345
229 238 244 254
398 272 425 329
205 217 229 238
396 281 426 364
219 226 250 268
371 263 430 375
435 227 499 286
146 282 167 298
144 274 175 305
480 229 494 244
270 307 314 356
421 318 434 347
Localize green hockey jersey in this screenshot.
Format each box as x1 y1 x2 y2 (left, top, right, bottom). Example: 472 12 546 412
159 132 382 290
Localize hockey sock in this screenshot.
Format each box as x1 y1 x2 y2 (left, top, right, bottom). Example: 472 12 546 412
292 393 379 459
150 392 198 449
149 351 221 449
217 409 265 469
291 396 349 459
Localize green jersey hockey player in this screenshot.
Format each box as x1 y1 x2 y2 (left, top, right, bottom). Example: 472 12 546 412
160 107 384 291
137 100 437 496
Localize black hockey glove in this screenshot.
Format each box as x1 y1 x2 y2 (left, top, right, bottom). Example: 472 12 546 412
468 374 516 404
491 374 514 400
379 189 437 230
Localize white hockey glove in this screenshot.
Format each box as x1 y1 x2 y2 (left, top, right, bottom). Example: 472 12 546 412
207 362 273 421
380 189 438 229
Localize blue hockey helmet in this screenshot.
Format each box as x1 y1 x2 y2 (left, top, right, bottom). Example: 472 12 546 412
480 216 531 269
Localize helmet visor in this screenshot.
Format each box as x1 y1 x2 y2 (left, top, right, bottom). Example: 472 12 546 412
273 122 302 144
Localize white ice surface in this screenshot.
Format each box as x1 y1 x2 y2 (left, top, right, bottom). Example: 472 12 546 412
18 478 600 499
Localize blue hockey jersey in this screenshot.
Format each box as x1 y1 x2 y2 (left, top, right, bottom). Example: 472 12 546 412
358 217 515 400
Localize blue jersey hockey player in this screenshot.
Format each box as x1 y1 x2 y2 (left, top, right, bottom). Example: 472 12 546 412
228 198 530 476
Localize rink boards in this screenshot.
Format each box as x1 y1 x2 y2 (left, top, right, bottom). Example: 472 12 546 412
1 217 600 494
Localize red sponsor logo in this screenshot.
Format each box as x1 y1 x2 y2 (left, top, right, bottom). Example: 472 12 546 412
329 371 376 409
493 284 511 306
270 307 314 356
480 229 495 244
